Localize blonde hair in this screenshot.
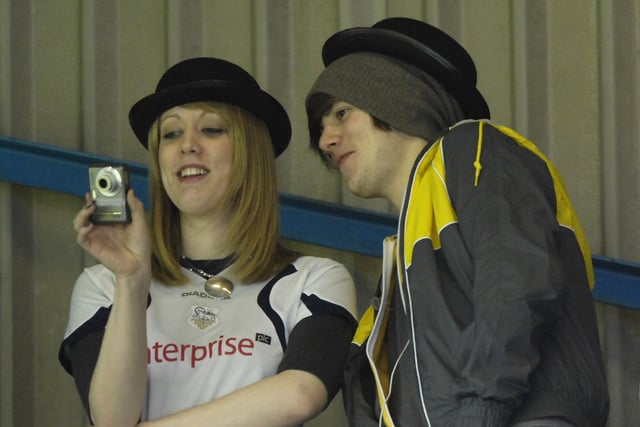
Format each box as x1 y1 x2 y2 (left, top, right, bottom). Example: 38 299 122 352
147 102 297 285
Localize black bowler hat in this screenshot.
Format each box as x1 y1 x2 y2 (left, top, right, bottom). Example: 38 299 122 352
321 17 490 119
129 57 291 157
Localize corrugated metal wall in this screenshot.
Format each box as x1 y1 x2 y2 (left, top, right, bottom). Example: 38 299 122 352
1 0 638 425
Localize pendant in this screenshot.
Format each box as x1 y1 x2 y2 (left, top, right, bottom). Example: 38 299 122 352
204 276 234 299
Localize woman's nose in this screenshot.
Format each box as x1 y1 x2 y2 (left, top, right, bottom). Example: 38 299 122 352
180 129 200 154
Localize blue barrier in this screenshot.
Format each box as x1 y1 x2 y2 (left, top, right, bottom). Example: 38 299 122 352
2 135 639 309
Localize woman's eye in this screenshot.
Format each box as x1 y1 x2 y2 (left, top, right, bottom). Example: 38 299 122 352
202 127 225 135
162 130 181 140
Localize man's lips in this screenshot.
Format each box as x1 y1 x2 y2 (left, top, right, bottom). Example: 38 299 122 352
336 152 353 170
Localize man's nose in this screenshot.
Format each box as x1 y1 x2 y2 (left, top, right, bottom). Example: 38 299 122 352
319 124 339 152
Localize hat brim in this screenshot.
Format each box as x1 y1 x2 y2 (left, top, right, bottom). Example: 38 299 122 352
129 80 291 157
322 27 490 119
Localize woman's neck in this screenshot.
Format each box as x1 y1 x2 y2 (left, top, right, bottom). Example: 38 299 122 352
179 213 234 260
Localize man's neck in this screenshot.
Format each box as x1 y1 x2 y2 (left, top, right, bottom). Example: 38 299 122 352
387 136 429 210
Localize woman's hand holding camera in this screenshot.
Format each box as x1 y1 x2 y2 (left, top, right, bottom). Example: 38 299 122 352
74 189 151 289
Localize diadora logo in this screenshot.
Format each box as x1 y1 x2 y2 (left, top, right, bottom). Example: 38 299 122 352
188 305 220 330
182 290 217 300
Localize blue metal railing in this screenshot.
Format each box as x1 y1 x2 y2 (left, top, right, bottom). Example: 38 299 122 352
2 136 639 309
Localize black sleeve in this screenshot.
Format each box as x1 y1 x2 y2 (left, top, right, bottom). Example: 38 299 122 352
67 329 104 422
277 314 355 402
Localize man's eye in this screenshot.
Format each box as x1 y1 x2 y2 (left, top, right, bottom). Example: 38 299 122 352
336 108 349 119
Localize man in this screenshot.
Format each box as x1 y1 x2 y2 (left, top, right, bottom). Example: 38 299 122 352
305 17 608 427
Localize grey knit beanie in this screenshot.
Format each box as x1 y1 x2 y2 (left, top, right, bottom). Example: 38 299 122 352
306 52 464 143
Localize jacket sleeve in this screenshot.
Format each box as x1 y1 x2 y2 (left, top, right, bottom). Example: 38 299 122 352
442 123 569 408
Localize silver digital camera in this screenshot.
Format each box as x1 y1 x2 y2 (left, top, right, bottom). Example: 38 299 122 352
88 164 131 224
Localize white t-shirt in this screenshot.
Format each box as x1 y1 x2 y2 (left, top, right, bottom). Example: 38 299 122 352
61 256 357 420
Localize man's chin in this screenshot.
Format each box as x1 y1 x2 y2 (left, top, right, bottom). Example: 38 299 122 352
346 181 372 199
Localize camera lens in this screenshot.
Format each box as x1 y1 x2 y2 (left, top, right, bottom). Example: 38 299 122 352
95 167 122 197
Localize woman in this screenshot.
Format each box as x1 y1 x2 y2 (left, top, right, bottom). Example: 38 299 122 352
59 57 358 426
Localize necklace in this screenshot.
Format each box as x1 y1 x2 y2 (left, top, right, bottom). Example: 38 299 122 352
180 255 235 299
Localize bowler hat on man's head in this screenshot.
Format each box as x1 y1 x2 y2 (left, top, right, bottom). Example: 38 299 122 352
321 17 490 119
129 57 291 157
